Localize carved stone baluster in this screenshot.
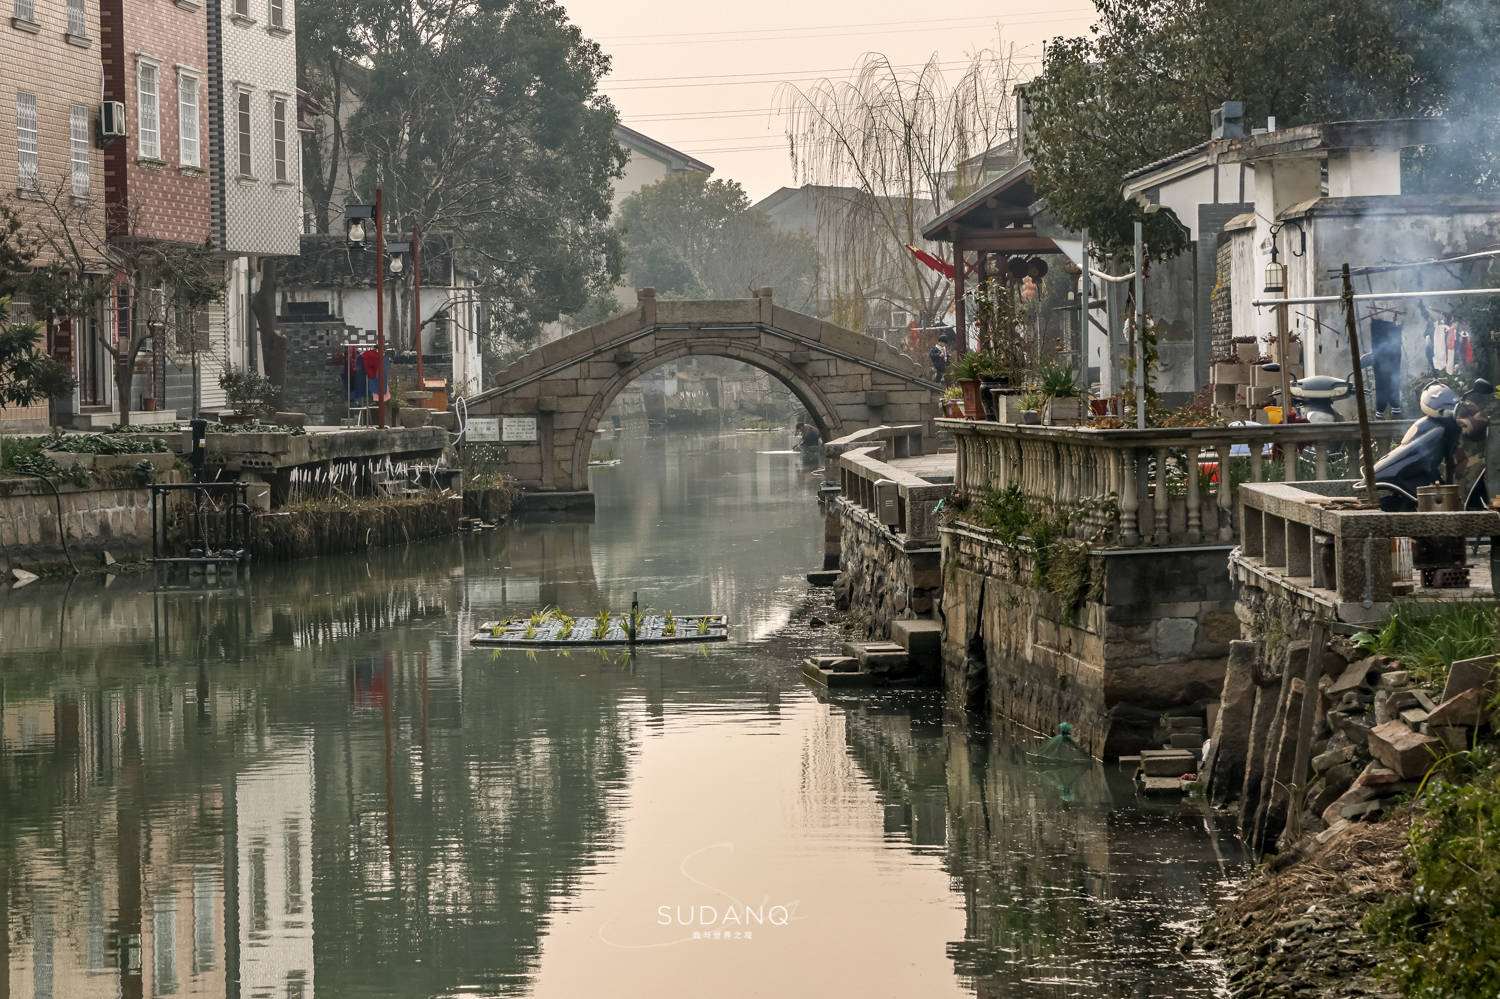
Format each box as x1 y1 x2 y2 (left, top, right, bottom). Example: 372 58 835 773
1314 441 1329 481
1186 444 1203 544
1216 444 1234 542
1119 447 1140 546
1153 446 1171 544
1249 438 1263 482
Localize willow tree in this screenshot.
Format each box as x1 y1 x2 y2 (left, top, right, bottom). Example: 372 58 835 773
779 50 1021 334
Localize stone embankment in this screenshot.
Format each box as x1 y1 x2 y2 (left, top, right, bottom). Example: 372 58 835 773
0 478 163 575
1198 620 1500 998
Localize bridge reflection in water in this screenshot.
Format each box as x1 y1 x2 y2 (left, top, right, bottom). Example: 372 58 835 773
0 430 1243 998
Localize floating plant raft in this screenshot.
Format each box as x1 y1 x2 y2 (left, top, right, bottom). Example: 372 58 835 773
470 611 728 647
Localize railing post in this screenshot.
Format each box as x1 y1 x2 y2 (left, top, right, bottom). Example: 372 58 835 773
1314 441 1329 481
1153 445 1170 544
1120 447 1141 546
1186 444 1203 544
1249 437 1263 482
1214 444 1233 542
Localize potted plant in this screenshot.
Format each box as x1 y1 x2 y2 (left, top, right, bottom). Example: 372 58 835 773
975 351 1011 421
940 384 965 418
218 366 274 426
949 351 985 420
1038 361 1083 424
1020 390 1045 425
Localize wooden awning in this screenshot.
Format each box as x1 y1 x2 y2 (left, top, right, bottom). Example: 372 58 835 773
921 160 1060 254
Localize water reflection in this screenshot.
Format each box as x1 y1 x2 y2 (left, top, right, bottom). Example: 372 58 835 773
0 429 1244 998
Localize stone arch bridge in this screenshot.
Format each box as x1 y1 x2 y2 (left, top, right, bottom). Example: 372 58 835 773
467 288 941 509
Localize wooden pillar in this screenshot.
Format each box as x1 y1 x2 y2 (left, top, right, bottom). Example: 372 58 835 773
953 241 967 350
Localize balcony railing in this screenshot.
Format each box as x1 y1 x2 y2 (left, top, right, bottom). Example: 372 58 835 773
940 418 1410 549
1235 480 1498 614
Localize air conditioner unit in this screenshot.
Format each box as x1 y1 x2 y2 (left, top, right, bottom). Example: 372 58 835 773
99 101 126 139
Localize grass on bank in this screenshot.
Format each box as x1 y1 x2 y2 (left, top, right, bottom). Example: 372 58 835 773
1351 601 1495 686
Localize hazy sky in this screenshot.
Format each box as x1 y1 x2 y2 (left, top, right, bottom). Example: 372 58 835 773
561 1 1100 204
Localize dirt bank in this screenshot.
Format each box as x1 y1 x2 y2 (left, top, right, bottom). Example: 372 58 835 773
1194 812 1411 999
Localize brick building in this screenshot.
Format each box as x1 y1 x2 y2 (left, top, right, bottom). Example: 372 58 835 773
0 0 108 429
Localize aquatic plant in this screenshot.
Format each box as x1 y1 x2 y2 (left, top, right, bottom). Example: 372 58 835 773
524 621 538 640
663 610 676 637
696 616 710 636
595 609 611 639
559 615 575 640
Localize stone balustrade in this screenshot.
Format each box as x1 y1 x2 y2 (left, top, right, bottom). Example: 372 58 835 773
940 418 1410 549
1233 480 1500 619
838 446 949 546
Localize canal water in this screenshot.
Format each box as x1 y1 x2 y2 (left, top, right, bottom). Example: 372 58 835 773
0 428 1247 999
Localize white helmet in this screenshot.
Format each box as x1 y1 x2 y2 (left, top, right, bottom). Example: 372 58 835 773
1419 382 1461 419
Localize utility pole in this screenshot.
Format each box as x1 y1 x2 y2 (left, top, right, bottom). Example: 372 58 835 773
1341 264 1378 501
1134 221 1146 429
375 188 387 429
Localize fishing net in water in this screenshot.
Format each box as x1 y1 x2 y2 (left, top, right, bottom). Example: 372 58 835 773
1026 722 1093 767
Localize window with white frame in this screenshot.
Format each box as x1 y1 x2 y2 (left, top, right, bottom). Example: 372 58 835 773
236 90 252 176
233 0 248 16
13 0 34 23
268 0 283 28
178 71 199 167
70 105 90 197
66 0 86 36
16 91 38 192
271 96 288 182
137 60 161 160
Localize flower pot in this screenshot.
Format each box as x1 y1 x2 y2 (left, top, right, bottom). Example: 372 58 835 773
219 413 254 427
940 398 964 418
1045 397 1084 425
142 398 157 412
958 378 983 420
979 378 1007 421
1089 398 1110 417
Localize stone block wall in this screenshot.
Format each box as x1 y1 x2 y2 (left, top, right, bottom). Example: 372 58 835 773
940 524 1235 757
832 497 940 642
280 320 362 422
0 479 158 573
1212 239 1235 358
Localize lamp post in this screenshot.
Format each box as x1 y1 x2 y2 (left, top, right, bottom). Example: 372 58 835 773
1266 218 1305 467
344 195 386 427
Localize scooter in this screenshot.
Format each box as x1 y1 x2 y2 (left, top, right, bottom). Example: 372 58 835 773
1258 360 1362 424
1371 379 1493 512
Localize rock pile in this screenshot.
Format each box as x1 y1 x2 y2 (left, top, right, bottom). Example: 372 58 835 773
1206 633 1499 851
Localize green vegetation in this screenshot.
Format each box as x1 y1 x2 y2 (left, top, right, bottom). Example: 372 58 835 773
220 366 278 418
968 485 1111 622
1352 602 1495 686
663 610 676 637
594 610 612 640
589 449 616 462
1038 361 1079 399
1367 750 1500 998
39 431 170 454
696 616 710 636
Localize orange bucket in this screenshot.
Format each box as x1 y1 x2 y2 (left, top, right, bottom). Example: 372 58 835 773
1263 405 1284 425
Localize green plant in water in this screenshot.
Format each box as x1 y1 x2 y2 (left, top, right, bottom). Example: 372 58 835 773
595 609 611 639
696 616 710 636
663 610 676 637
559 615 574 640
523 621 538 640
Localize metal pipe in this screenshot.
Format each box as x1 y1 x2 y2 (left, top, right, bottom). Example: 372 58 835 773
1134 221 1145 429
1252 286 1500 307
1330 247 1500 277
1078 228 1090 395
375 187 387 429
1341 264 1380 503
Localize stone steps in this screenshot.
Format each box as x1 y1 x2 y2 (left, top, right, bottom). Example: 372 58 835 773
889 617 942 667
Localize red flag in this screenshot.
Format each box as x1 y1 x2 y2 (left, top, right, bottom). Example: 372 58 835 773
905 244 954 280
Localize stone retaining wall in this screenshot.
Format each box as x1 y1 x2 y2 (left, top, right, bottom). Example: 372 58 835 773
832 497 940 640
0 477 161 573
940 523 1236 757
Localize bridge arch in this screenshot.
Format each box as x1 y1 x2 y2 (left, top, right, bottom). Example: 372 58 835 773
466 288 940 509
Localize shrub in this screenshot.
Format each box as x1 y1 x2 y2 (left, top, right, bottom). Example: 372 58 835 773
1351 602 1495 686
1367 751 1500 998
219 366 276 417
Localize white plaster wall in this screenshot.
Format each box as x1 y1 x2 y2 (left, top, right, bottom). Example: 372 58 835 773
221 0 301 255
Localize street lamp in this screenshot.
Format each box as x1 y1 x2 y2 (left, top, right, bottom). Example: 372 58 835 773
344 203 374 246
387 241 410 276
344 196 387 427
